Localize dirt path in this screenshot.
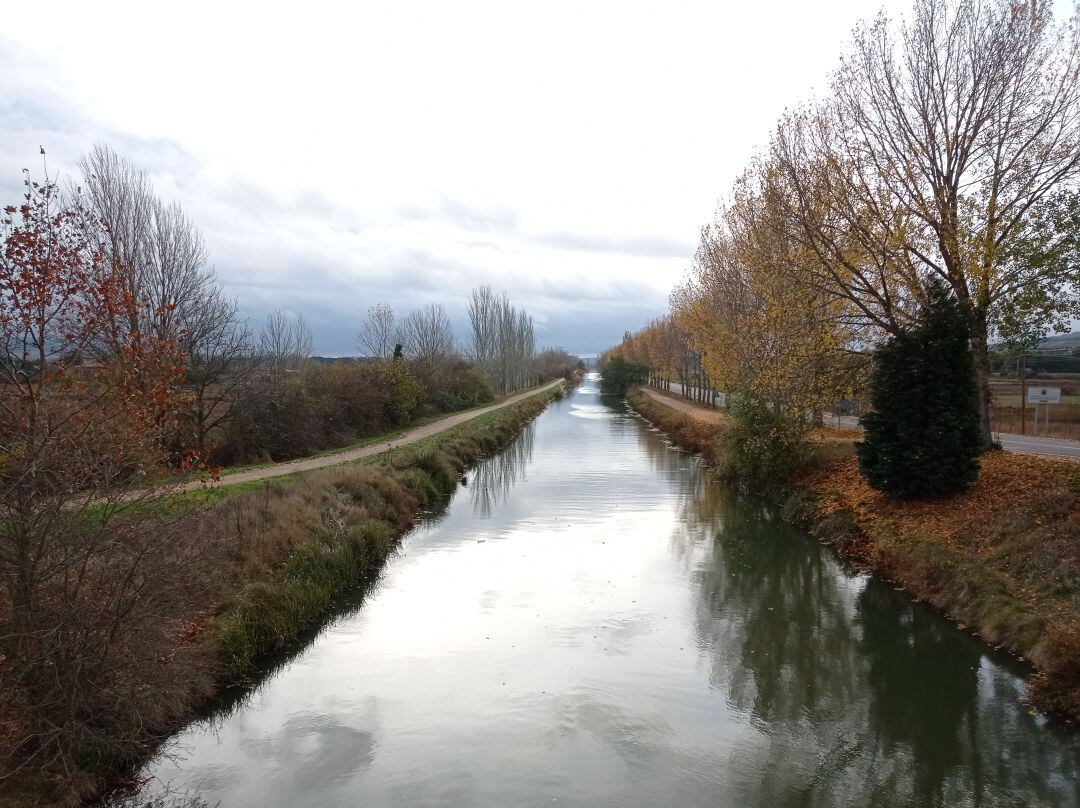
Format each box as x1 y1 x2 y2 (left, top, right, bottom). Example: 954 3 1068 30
639 387 728 424
187 380 564 493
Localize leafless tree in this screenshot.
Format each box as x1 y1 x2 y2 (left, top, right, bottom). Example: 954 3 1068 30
79 144 214 344
260 310 312 374
467 285 498 372
468 285 536 394
398 302 455 362
778 0 1080 446
181 290 256 456
357 303 397 359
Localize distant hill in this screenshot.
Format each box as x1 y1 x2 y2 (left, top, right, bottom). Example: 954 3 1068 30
1040 332 1080 349
309 355 369 365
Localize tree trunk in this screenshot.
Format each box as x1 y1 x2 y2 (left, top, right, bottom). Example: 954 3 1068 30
970 328 994 451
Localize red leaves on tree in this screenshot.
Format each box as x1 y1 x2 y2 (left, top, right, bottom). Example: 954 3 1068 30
1 167 192 496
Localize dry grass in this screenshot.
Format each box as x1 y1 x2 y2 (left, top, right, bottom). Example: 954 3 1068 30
0 388 558 808
991 375 1080 439
991 407 1080 440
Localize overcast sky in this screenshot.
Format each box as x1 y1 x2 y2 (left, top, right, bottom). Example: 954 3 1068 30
0 0 966 355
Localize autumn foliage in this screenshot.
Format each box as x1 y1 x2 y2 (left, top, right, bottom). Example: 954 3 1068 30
0 168 201 800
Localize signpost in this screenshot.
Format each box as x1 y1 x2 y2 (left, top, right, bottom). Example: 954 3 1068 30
1027 386 1062 404
1026 386 1061 435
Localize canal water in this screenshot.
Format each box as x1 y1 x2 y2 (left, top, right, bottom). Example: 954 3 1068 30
134 373 1078 807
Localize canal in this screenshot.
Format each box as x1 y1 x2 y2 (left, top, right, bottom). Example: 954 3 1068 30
133 374 1079 807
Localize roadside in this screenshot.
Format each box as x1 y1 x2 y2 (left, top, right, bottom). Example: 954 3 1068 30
646 385 1080 460
627 386 1080 725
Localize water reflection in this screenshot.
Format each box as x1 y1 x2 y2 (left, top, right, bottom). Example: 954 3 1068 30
470 422 534 517
670 471 1079 806
127 374 1079 808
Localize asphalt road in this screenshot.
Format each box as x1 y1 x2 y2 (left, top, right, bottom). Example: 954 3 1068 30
993 433 1080 459
829 414 1080 459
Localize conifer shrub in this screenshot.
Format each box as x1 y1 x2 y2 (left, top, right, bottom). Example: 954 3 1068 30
599 355 648 395
857 279 982 497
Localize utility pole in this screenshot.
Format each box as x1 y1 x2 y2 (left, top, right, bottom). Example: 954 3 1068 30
1019 353 1027 436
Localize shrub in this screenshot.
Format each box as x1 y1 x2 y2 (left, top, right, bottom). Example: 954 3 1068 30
718 390 808 492
599 355 648 395
857 279 982 497
420 362 493 413
378 356 424 426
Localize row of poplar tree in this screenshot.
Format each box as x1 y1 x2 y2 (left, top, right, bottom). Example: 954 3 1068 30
608 0 1080 496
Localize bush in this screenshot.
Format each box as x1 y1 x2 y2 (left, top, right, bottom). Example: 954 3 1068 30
535 348 580 381
718 390 808 492
378 356 424 425
214 358 432 464
599 355 648 395
857 279 982 497
415 361 493 413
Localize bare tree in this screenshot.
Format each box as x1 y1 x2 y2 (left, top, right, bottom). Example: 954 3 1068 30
260 310 312 374
398 303 455 362
467 285 498 372
807 0 1080 445
79 144 214 345
357 303 397 359
468 285 536 394
181 290 256 457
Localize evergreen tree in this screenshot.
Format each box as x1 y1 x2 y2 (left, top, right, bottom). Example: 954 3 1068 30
857 280 982 497
599 355 648 396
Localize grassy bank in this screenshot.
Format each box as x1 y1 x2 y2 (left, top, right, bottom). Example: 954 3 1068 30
210 384 562 676
626 388 1080 725
1 385 562 808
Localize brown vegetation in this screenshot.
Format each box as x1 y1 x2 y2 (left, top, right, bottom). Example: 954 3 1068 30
0 386 559 807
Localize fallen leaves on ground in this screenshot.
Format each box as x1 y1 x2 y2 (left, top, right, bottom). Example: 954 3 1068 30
798 450 1080 554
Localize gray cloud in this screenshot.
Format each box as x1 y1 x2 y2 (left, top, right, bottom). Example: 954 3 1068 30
532 230 693 259
0 35 680 358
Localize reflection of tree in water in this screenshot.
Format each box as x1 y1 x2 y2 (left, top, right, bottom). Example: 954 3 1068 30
469 422 535 517
857 584 976 805
856 585 1080 806
672 480 1080 807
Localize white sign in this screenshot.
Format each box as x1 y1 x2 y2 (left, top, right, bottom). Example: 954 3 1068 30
1027 386 1061 405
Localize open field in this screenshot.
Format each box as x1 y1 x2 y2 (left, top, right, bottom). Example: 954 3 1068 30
991 375 1080 440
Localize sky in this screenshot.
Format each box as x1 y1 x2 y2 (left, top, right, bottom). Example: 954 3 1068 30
0 0 951 356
